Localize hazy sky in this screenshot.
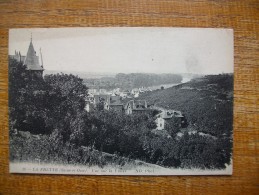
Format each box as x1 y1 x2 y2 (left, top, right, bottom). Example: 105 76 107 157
9 27 233 74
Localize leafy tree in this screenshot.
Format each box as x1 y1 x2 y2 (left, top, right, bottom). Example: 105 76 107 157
177 133 231 169
44 73 88 144
165 117 181 136
9 59 50 134
44 73 88 112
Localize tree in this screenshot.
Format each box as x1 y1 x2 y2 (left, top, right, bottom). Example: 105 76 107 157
9 58 50 134
44 73 89 143
165 117 181 136
44 73 88 111
9 59 28 133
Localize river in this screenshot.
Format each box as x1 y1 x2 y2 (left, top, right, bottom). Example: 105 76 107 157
148 77 192 91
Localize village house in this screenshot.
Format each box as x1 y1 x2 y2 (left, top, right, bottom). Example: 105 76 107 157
106 96 124 112
155 110 185 130
119 90 131 99
88 88 110 95
138 87 145 93
99 89 107 94
85 93 94 103
119 92 128 98
113 88 121 95
124 100 152 115
94 94 110 106
131 88 140 98
88 89 97 94
93 94 124 112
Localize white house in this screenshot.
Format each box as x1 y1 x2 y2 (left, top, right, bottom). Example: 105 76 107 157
134 92 139 98
155 117 165 130
155 110 184 130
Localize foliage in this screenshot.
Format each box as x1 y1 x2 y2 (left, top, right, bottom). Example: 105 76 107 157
9 59 232 170
165 117 182 136
176 133 231 169
135 74 233 168
138 74 233 137
10 132 135 168
9 59 88 143
9 59 51 134
83 110 152 160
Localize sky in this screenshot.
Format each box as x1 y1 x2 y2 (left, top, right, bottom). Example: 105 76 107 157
9 27 233 75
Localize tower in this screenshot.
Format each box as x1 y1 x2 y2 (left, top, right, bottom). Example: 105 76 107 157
24 36 44 78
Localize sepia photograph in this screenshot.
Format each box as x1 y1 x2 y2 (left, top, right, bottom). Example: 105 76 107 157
9 27 233 175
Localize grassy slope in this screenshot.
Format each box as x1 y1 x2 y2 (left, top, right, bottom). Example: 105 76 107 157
9 132 166 169
138 74 233 137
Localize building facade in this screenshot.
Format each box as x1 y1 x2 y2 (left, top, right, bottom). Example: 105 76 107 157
155 110 185 130
124 100 151 115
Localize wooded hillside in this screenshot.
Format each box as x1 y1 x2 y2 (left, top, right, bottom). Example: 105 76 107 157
83 73 183 90
138 74 233 137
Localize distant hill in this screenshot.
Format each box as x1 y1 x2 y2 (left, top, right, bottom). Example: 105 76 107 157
44 70 116 79
83 73 183 90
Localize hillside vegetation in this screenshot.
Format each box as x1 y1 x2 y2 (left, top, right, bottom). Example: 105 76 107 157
9 59 233 170
138 74 233 137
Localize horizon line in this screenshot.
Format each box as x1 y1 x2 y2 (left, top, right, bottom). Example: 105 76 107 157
44 69 233 76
